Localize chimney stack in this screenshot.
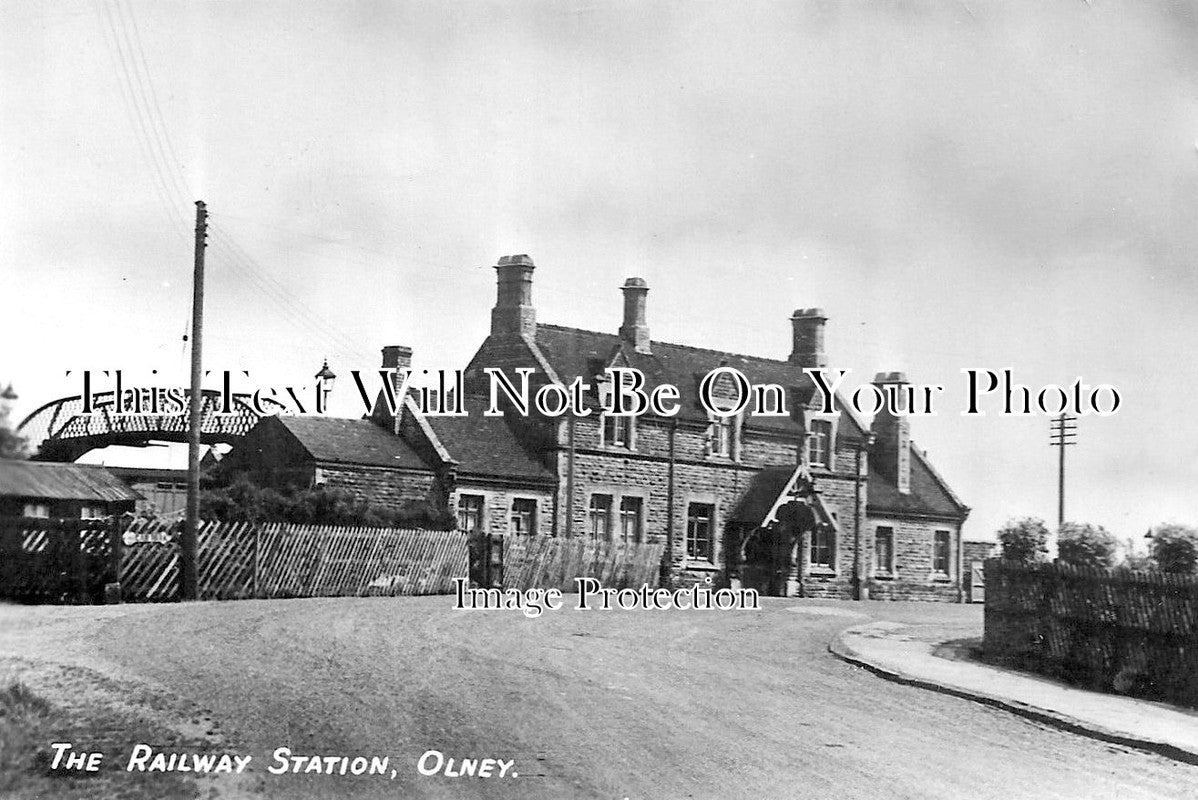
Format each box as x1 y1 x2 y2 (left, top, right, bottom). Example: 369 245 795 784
381 345 412 372
619 277 651 354
871 371 911 495
790 308 827 369
379 345 413 432
491 254 536 340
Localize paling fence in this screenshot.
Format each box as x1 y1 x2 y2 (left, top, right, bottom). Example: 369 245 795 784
984 559 1198 707
1 516 670 603
120 519 470 601
496 535 666 592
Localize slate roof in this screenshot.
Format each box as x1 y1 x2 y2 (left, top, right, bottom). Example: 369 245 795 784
867 448 966 519
0 461 140 502
532 324 816 432
276 416 428 470
426 396 554 481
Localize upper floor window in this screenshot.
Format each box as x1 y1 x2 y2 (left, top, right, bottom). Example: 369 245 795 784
933 530 952 577
875 526 895 576
810 524 835 570
709 415 733 458
619 496 643 543
686 502 715 562
588 494 613 539
22 503 49 519
457 494 485 534
807 419 832 468
602 414 633 449
509 498 537 536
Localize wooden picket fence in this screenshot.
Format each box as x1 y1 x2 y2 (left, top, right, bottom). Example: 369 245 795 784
120 519 469 601
984 559 1198 707
497 535 666 592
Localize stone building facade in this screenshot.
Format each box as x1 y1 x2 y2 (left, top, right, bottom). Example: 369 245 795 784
461 255 970 598
230 253 970 600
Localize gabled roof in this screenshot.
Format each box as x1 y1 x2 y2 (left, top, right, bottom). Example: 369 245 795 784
730 466 796 528
276 416 428 470
532 324 816 432
425 396 554 482
0 461 140 502
867 446 968 520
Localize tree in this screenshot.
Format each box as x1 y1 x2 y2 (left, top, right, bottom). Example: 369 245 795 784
1149 524 1198 574
0 391 27 459
997 517 1050 565
1056 522 1117 569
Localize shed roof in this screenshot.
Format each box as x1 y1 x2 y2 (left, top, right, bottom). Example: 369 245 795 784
0 461 140 502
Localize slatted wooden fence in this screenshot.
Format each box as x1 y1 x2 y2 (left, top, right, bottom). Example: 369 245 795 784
498 535 666 592
984 559 1198 707
119 519 469 601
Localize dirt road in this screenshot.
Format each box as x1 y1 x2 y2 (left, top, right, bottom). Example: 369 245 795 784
3 596 1197 799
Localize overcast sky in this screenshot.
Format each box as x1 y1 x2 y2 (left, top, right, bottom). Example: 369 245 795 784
3 0 1197 545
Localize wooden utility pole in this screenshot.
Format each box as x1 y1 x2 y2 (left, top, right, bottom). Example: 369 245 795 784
1049 412 1077 535
182 200 208 601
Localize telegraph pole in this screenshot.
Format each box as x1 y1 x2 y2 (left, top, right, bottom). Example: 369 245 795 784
182 201 208 601
1049 413 1077 554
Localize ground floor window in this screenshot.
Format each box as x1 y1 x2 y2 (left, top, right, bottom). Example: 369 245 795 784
933 530 952 577
22 503 49 519
875 526 894 575
588 494 613 539
457 494 485 534
686 502 714 561
619 496 643 543
810 524 835 570
509 498 537 536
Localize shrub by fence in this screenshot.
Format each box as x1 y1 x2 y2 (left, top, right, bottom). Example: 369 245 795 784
984 559 1198 707
120 519 469 601
475 533 666 592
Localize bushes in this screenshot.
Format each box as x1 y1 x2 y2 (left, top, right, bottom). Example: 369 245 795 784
1149 524 1198 574
200 475 453 529
1056 522 1117 570
997 517 1049 565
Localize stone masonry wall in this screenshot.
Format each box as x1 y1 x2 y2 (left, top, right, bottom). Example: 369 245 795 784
318 464 438 512
865 516 962 602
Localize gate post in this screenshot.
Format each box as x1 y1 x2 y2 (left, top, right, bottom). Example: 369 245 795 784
71 522 87 605
489 534 504 590
105 517 124 604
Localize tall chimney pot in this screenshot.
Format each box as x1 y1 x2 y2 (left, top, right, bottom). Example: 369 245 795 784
619 277 651 354
491 254 537 340
790 308 827 369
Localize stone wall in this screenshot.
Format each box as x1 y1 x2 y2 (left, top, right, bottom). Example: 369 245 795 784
864 516 963 602
317 463 439 511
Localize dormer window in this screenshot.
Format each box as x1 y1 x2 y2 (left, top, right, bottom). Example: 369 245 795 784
807 419 833 468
